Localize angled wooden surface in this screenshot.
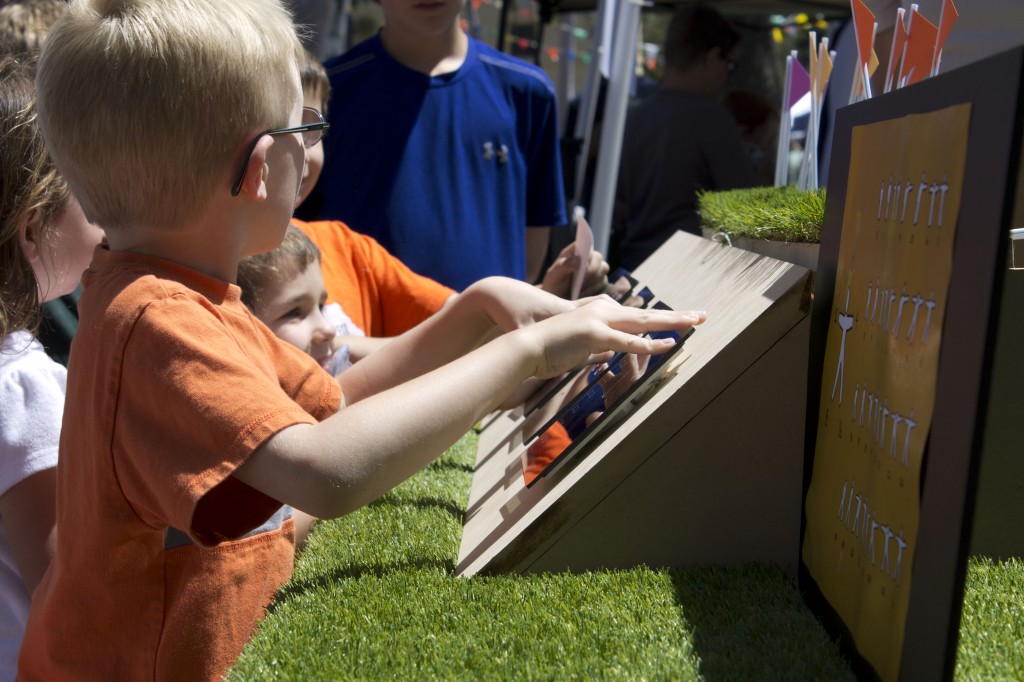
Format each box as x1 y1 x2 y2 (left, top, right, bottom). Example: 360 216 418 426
458 232 813 577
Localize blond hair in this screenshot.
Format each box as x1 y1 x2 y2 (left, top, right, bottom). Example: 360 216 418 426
236 224 321 312
0 55 70 338
34 0 302 232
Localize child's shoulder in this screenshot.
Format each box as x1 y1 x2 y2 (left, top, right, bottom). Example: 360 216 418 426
79 249 248 349
471 37 556 95
323 35 381 81
0 331 65 461
0 331 65 392
87 249 229 307
292 218 363 251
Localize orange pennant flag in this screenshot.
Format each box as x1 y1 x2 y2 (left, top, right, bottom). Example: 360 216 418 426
850 0 876 71
885 8 908 91
933 0 959 74
809 32 819 98
817 40 834 104
899 8 938 86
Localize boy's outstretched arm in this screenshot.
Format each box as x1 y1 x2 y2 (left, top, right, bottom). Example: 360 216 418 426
233 300 705 520
337 277 579 405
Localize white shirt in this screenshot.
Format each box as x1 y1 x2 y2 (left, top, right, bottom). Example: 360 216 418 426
0 331 64 681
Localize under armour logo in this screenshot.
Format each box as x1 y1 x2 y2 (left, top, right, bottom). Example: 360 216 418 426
482 142 510 164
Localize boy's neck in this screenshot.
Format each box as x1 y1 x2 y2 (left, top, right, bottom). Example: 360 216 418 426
103 208 251 284
379 23 468 76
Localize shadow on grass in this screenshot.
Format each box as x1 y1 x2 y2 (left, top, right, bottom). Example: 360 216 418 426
668 564 852 681
427 458 475 474
270 555 457 614
367 495 466 522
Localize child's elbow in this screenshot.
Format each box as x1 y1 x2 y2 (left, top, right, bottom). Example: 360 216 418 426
244 424 381 520
297 484 365 520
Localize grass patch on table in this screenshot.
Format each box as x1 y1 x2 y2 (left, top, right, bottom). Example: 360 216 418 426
229 431 1022 680
698 185 826 244
955 556 1024 679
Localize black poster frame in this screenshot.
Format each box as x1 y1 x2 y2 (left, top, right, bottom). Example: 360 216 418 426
800 47 1024 680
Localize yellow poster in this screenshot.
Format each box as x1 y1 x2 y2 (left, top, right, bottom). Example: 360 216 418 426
802 103 971 681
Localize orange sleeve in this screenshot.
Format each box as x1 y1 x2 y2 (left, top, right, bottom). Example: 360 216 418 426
294 219 454 337
114 295 340 545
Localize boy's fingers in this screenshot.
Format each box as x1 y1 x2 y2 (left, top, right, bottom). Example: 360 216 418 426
580 350 616 367
574 295 706 325
602 329 679 355
581 256 611 296
602 307 706 334
586 252 609 275
572 292 618 308
552 255 579 270
672 310 706 326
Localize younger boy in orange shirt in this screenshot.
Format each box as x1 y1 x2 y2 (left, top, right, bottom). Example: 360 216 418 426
20 1 704 680
237 224 358 376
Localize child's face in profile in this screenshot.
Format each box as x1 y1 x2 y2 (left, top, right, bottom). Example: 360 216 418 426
26 195 105 303
255 261 337 371
296 91 326 209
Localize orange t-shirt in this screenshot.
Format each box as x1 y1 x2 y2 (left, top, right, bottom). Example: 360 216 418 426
293 218 454 337
18 247 341 681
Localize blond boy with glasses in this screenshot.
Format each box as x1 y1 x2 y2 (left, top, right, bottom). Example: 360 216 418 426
20 1 704 679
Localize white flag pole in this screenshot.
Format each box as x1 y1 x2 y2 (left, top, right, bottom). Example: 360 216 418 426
775 53 794 186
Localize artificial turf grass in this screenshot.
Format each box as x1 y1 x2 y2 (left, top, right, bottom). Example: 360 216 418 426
229 432 850 680
955 556 1024 679
229 430 1022 681
697 185 827 244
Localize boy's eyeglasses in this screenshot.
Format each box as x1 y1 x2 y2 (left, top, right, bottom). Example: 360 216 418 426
230 106 329 196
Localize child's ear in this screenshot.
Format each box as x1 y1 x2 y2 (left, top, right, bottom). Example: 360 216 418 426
240 136 276 201
16 207 45 268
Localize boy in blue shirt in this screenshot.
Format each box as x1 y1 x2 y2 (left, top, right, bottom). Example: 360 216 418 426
303 0 568 291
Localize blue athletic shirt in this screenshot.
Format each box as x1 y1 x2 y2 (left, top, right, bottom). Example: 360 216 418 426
307 34 567 292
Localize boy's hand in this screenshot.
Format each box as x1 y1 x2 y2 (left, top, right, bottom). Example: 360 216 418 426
521 298 706 380
539 243 610 299
468 276 580 332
